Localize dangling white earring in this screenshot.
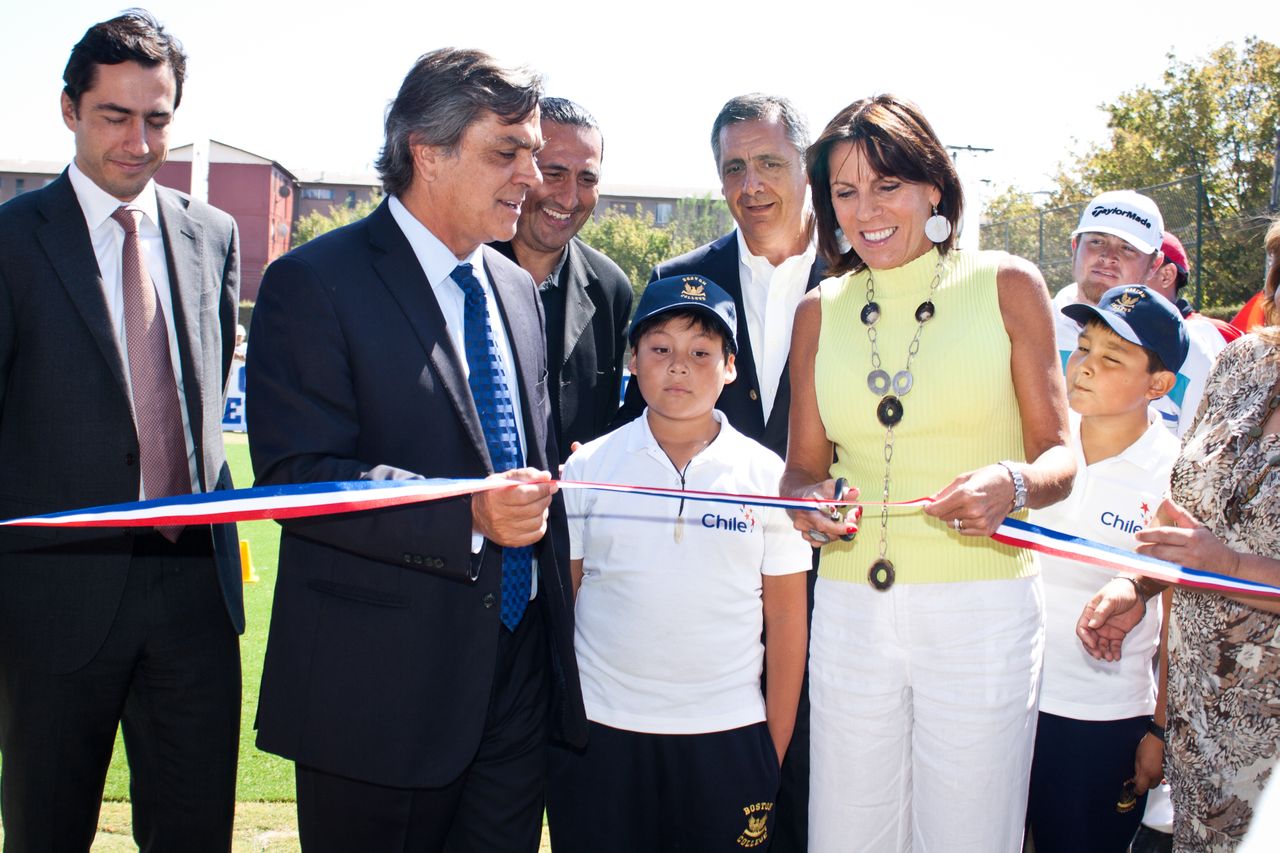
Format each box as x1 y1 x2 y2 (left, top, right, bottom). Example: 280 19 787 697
924 205 951 244
834 227 852 254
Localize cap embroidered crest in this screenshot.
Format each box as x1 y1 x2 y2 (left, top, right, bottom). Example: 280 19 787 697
1111 289 1144 314
681 278 707 301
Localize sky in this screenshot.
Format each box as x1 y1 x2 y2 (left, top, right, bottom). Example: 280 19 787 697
4 0 1275 208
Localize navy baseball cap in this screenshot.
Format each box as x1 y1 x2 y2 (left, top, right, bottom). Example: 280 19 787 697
629 274 738 353
1062 284 1189 373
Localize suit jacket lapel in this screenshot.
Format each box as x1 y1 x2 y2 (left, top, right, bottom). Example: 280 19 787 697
485 247 547 472
712 236 762 411
156 188 210 483
560 241 595 373
367 203 492 469
35 173 130 400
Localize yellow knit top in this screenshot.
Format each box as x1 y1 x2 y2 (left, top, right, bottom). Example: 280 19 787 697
814 248 1036 585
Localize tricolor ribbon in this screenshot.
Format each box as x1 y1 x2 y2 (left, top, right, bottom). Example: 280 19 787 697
2 478 1275 598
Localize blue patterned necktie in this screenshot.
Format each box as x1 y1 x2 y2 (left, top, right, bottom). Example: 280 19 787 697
454 262 532 631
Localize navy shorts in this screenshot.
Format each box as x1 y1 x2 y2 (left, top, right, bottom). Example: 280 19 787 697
547 720 781 852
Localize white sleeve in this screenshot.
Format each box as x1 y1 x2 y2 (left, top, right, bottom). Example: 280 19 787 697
760 503 813 576
563 454 588 561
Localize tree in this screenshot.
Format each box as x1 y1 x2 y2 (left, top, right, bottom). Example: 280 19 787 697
667 195 733 250
291 192 383 248
578 209 696 307
984 39 1280 306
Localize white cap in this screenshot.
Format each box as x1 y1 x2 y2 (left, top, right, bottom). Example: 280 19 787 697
1071 190 1164 255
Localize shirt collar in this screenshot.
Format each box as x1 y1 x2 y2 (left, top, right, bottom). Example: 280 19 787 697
540 245 570 290
388 195 486 289
734 226 817 275
626 408 735 462
68 159 161 234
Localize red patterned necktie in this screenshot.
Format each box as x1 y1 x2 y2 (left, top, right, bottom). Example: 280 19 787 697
111 206 189 541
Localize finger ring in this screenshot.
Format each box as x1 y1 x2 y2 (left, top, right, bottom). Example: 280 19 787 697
953 518 963 531
808 529 830 544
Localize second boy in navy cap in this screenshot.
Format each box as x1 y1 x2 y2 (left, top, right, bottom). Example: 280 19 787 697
1026 283 1186 852
546 275 812 851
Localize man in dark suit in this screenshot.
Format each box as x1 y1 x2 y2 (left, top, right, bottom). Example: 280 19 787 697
613 93 823 852
247 48 586 852
0 11 243 851
492 97 632 459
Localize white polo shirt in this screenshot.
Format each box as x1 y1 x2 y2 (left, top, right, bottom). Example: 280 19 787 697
1053 283 1221 437
564 410 811 735
1030 411 1179 721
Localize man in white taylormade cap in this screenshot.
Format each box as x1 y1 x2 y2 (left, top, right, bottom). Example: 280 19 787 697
1053 190 1216 436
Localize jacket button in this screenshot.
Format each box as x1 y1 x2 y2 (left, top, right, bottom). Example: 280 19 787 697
403 553 413 564
125 452 137 466
749 389 759 401
483 593 496 608
431 558 444 569
413 555 424 566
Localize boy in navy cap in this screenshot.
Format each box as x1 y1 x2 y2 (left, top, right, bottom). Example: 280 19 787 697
1026 284 1188 852
546 274 812 852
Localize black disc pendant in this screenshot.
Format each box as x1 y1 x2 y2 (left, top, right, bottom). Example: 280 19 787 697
876 395 903 426
861 302 881 326
868 558 895 591
915 300 936 323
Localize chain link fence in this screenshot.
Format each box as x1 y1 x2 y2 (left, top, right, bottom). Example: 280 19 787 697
981 175 1275 311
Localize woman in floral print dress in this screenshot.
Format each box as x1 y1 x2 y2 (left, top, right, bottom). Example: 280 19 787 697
1078 219 1280 852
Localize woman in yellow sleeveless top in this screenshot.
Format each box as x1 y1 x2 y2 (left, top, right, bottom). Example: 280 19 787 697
780 95 1075 852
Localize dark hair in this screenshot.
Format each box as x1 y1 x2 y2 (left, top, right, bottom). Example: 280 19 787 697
376 48 543 197
539 96 603 158
629 310 733 358
1082 318 1170 374
807 94 963 275
710 93 810 169
63 9 186 111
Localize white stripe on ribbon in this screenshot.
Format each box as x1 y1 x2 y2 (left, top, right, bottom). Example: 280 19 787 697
2 479 1274 597
994 517 1279 598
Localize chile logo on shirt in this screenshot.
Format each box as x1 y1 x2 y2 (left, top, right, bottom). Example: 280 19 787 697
1099 500 1153 535
702 505 758 534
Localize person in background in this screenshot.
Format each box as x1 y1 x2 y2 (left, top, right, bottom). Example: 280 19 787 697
1052 191 1214 436
492 97 632 458
1147 230 1240 343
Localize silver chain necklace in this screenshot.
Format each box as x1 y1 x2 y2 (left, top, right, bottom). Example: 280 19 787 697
861 255 947 590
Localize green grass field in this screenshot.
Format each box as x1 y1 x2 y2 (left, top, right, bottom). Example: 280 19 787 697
99 434 295 802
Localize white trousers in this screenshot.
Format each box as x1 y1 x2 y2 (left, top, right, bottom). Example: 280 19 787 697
809 574 1044 853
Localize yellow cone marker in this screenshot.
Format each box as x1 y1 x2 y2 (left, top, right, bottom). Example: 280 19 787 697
240 539 260 583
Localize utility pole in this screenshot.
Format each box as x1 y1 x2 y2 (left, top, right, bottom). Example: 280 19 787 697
946 144 994 251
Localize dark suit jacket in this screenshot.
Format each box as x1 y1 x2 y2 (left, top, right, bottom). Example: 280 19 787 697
492 237 632 459
0 171 244 674
248 199 587 789
613 231 826 457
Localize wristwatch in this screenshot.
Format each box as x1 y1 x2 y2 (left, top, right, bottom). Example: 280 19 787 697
999 461 1027 512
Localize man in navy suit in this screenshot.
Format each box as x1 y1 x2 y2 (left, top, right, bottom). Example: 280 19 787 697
248 48 586 852
613 93 824 852
0 11 243 851
492 97 632 458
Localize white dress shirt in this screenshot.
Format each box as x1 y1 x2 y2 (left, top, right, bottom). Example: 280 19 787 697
735 228 816 420
68 161 199 494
